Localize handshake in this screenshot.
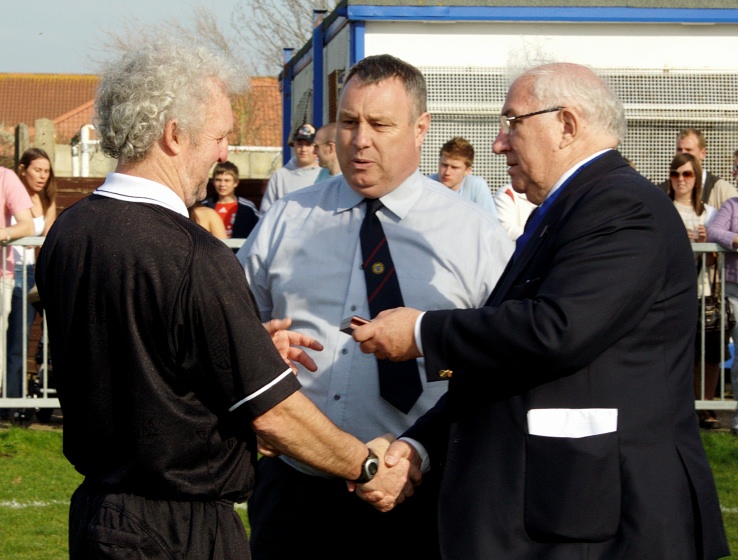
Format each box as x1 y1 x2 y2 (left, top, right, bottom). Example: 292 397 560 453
348 434 423 513
261 315 426 513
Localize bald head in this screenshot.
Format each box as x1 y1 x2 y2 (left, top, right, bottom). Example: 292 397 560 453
518 62 625 145
315 123 337 146
314 123 341 175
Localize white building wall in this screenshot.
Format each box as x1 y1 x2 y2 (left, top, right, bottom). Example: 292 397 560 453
291 16 738 189
363 21 738 70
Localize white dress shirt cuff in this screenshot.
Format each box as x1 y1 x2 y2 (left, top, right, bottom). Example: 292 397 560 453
398 436 431 473
414 311 426 356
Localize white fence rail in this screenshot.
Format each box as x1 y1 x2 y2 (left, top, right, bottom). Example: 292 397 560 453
1 239 735 420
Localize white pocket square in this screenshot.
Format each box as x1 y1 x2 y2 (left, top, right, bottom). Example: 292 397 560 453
527 408 618 438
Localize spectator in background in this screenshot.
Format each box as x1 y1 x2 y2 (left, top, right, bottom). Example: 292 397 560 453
668 153 716 244
0 165 34 404
5 148 57 402
706 197 738 435
429 136 497 217
667 153 722 430
733 148 738 185
189 202 227 239
493 182 537 240
313 122 342 183
260 124 321 213
659 128 738 210
201 161 259 238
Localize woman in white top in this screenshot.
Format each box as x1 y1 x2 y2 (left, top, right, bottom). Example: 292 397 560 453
668 152 723 429
668 152 716 242
5 148 57 402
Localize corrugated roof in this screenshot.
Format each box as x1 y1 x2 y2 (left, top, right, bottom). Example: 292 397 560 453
0 73 282 147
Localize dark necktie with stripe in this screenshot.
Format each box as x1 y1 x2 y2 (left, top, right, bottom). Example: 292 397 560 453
360 197 422 413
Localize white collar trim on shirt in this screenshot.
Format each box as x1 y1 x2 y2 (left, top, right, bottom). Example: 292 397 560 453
94 173 189 218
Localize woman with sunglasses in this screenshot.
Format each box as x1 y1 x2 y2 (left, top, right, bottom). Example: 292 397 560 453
668 152 723 429
668 153 716 242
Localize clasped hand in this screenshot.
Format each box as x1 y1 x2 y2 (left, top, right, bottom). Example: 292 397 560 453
348 434 422 513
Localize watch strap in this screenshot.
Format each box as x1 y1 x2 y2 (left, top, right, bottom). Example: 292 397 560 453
353 448 379 483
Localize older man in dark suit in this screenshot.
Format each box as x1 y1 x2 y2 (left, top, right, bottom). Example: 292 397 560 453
353 62 729 560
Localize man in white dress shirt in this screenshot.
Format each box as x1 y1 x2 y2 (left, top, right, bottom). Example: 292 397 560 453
238 54 513 560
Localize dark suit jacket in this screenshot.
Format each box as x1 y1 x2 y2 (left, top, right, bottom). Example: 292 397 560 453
406 151 729 560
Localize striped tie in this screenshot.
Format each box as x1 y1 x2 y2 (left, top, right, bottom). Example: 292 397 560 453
359 198 422 413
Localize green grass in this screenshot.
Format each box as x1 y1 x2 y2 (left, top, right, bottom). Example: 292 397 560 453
0 425 736 559
0 426 80 560
701 431 738 557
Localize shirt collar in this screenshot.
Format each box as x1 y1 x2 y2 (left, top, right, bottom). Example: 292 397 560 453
94 173 189 218
337 170 424 220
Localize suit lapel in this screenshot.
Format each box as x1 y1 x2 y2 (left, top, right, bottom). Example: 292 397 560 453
487 150 629 307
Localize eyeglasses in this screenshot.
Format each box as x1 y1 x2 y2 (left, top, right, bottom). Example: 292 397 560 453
499 107 564 134
669 170 695 179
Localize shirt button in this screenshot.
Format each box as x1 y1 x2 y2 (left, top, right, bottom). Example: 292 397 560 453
333 394 341 401
350 305 357 311
341 349 348 355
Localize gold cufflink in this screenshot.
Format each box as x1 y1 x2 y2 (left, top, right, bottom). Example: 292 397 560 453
439 369 453 379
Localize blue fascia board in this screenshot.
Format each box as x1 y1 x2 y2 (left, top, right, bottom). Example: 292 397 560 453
344 5 738 24
351 21 366 67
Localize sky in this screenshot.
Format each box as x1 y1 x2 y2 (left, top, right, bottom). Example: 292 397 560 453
0 0 244 74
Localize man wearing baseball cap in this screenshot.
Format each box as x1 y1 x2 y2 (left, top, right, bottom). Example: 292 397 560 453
260 123 321 213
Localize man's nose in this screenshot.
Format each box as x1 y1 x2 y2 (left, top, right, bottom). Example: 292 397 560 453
352 123 371 150
492 130 509 154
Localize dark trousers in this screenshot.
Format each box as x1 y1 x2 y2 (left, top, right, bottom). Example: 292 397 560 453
69 480 250 559
248 456 442 560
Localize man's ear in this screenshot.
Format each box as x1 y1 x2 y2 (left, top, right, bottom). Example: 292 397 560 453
162 118 183 155
415 112 431 148
559 108 577 149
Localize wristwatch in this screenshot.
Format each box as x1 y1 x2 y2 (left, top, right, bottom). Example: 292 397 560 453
353 448 379 483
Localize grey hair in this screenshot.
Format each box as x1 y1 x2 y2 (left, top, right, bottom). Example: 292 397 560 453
521 63 626 144
343 54 427 119
95 38 248 163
